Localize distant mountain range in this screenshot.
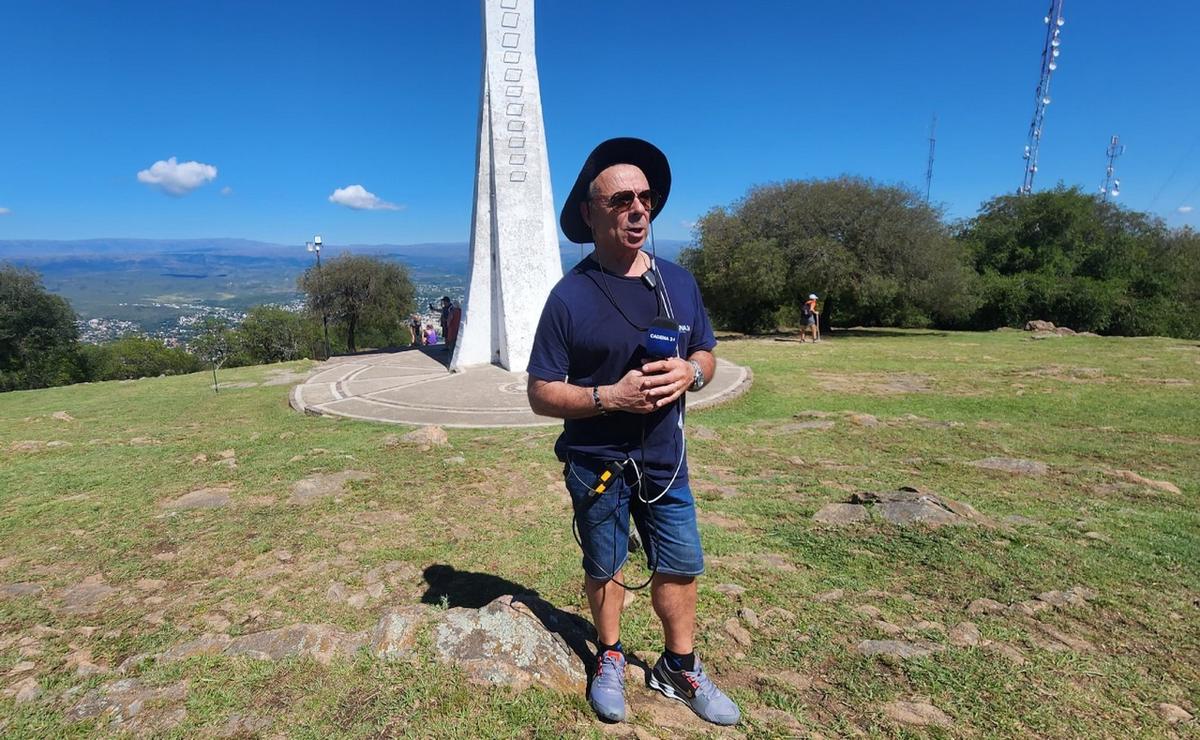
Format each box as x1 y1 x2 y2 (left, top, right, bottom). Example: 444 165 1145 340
0 237 690 264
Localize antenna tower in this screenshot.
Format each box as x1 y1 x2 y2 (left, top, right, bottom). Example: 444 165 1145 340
1020 0 1066 195
1099 135 1124 201
925 114 937 202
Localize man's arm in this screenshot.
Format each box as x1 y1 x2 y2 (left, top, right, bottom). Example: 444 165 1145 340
528 351 716 419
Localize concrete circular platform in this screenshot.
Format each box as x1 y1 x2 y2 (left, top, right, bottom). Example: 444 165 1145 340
289 346 752 428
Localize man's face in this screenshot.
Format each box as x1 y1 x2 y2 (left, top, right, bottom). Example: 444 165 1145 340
581 163 651 253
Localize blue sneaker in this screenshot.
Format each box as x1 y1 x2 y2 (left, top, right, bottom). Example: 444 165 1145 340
588 649 627 722
648 655 740 726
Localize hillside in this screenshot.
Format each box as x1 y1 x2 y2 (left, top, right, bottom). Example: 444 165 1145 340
1 329 1197 736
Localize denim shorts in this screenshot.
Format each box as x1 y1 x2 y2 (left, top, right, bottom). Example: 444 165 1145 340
564 456 705 580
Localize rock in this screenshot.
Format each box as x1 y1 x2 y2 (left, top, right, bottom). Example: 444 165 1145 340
160 633 233 662
854 605 883 620
1082 531 1112 543
1053 326 1076 335
813 588 844 603
1108 469 1181 494
967 598 1007 616
347 593 369 609
856 640 943 660
714 583 746 599
4 677 41 704
6 661 36 676
1156 703 1193 725
910 620 946 633
201 613 232 633
738 607 760 629
289 470 373 505
877 500 959 526
846 413 880 427
970 457 1049 476
851 487 990 527
813 503 869 525
775 420 836 433
443 455 466 465
401 425 450 447
431 594 588 692
163 487 232 510
1069 585 1099 601
981 640 1026 665
52 411 75 421
723 618 752 647
1036 590 1088 609
213 457 237 470
874 620 905 637
1024 320 1056 332
882 700 952 728
1031 622 1095 652
216 449 236 459
57 575 117 616
948 622 981 647
370 605 434 661
1008 600 1051 617
10 441 44 452
0 583 43 599
223 624 367 665
190 453 208 464
66 678 188 733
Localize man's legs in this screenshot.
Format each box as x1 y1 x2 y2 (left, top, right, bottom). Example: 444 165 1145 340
651 573 696 653
585 572 625 646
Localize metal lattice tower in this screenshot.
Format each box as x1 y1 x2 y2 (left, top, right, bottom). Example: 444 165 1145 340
1020 0 1066 195
1099 134 1124 201
925 114 937 202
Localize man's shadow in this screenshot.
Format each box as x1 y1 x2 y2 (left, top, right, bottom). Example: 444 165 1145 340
419 564 653 685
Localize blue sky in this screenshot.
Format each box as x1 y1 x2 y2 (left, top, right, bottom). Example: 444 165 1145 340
1 0 1197 246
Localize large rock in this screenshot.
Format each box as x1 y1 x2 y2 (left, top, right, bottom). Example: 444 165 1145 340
812 503 869 525
370 605 435 661
1024 320 1056 332
289 470 373 505
882 700 952 727
431 594 590 692
846 487 991 527
856 639 944 660
970 457 1049 476
163 487 232 510
57 575 117 616
400 425 449 447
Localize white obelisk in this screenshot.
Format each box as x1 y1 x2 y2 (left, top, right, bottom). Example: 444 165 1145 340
451 0 562 372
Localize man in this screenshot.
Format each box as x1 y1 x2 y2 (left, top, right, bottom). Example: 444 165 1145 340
527 138 739 726
802 293 820 342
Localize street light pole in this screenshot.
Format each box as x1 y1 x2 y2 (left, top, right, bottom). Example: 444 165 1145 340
307 235 331 359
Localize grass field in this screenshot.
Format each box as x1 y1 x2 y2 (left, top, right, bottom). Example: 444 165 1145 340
1 328 1197 738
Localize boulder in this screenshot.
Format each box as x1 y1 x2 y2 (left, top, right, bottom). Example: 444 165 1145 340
848 488 989 527
812 503 869 525
289 470 373 505
431 594 589 692
370 605 435 661
1024 320 1056 332
882 700 952 727
163 487 232 510
400 425 450 447
970 457 1049 476
856 639 944 660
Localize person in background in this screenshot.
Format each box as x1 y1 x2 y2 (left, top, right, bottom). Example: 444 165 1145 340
423 324 439 346
802 294 820 342
430 296 452 340
409 314 423 347
446 300 463 354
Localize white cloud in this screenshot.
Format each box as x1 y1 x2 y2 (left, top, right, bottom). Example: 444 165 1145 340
220 186 233 197
328 184 403 211
137 157 218 196
0 207 10 216
1179 205 1194 214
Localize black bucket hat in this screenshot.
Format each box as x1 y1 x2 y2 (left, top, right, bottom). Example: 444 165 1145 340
559 137 671 244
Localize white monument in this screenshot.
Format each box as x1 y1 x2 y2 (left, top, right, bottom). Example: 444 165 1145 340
451 0 562 372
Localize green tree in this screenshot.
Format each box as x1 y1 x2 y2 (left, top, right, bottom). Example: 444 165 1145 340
681 176 975 332
0 264 86 391
235 306 322 364
298 254 415 353
957 186 1197 336
83 336 201 380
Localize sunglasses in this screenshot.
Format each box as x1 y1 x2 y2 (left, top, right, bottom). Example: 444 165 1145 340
591 189 661 212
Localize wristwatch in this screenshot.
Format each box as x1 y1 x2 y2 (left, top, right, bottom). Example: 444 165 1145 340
687 359 705 392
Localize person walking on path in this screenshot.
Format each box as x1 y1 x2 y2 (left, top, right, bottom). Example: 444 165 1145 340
801 293 821 342
526 137 740 727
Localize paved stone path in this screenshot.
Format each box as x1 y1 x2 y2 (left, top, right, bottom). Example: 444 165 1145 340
290 346 752 428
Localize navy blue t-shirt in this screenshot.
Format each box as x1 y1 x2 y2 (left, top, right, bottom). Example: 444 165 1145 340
527 255 717 487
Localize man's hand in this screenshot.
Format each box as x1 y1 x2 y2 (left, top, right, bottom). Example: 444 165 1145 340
605 368 656 414
639 357 692 409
